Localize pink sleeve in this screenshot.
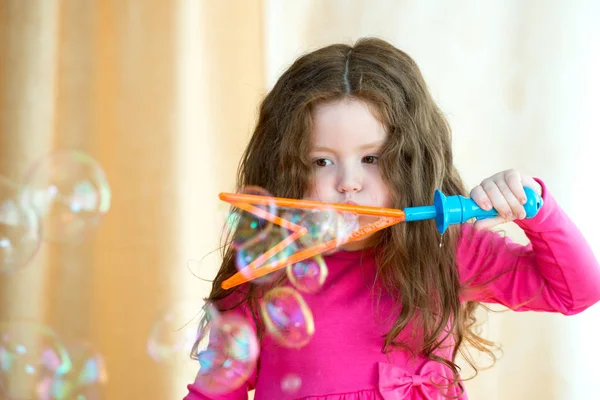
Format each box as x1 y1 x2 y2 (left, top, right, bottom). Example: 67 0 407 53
183 293 258 400
457 179 600 315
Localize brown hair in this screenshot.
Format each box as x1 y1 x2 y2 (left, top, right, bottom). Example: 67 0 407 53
194 37 496 394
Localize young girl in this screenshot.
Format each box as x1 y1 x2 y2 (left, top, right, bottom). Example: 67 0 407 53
183 38 600 399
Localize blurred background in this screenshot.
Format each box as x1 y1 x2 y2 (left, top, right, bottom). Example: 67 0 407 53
0 0 599 399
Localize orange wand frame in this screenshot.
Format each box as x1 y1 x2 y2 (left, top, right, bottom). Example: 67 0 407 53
219 187 542 290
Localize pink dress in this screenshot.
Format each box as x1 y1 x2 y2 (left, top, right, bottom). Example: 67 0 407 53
184 181 600 399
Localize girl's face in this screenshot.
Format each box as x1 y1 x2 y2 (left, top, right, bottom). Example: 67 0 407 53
305 98 392 250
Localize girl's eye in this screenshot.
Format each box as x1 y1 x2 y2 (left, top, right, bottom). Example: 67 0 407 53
313 158 332 167
362 155 379 164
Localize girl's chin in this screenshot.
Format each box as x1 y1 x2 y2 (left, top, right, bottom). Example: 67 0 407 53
336 234 377 252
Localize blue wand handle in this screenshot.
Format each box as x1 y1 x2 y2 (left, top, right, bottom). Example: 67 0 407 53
404 186 543 234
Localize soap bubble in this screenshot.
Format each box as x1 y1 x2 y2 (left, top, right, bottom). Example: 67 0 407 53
235 230 296 286
195 310 259 394
295 209 359 248
0 321 71 400
20 150 111 242
227 186 276 250
39 342 108 400
286 256 328 294
260 287 314 348
0 179 42 273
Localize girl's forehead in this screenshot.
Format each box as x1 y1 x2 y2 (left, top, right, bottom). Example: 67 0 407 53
310 99 387 149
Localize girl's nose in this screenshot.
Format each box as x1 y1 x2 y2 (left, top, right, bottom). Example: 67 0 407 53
337 169 362 193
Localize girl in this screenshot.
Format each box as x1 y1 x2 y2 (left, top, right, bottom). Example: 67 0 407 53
184 38 600 399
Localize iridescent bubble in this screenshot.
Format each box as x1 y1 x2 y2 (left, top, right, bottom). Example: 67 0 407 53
279 209 303 228
195 312 259 394
286 255 328 294
281 373 302 394
335 212 360 245
278 209 307 248
0 320 71 400
260 287 314 348
0 180 42 273
236 231 296 285
297 209 337 248
147 300 204 364
63 348 107 399
38 342 108 400
228 186 276 250
20 150 111 242
297 209 359 248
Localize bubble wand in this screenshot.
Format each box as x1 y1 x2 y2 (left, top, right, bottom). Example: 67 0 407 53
219 187 542 289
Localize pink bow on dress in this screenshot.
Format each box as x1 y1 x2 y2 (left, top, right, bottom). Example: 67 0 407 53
377 361 456 400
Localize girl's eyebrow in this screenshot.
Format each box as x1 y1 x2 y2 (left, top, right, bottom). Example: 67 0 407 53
359 141 385 151
310 141 385 153
309 146 335 153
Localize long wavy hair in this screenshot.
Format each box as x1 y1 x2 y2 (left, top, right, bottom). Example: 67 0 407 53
193 37 497 394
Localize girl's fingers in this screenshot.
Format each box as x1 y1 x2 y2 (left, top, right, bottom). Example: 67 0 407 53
492 176 526 220
469 185 493 211
480 179 514 220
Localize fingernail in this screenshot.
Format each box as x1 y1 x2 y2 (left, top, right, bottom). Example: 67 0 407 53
518 211 526 219
520 197 527 204
484 202 492 210
506 212 513 219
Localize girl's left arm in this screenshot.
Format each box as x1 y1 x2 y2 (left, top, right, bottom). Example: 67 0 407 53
458 177 600 314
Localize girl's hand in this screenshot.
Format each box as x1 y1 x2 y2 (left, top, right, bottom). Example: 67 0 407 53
469 169 543 230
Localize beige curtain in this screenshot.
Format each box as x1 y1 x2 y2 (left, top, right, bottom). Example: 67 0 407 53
0 0 263 398
2 1 599 399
